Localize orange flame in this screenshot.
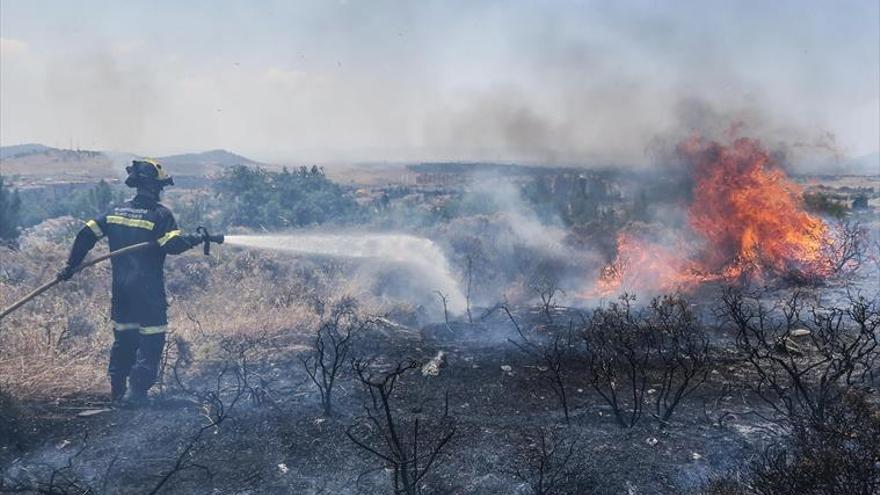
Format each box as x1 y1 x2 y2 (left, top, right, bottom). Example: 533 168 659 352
596 136 833 295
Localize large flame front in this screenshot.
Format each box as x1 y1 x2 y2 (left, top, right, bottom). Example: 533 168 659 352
597 135 833 294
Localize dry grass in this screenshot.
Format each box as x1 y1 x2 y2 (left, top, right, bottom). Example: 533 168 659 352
0 236 398 401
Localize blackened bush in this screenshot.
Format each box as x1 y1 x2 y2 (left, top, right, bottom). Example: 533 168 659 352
506 428 593 495
647 295 710 423
825 219 868 275
750 392 880 495
506 306 577 423
347 359 456 495
583 294 651 428
721 289 879 424
301 298 363 416
582 294 709 427
706 392 880 495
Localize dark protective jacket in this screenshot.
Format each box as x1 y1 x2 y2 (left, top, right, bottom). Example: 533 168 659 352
66 194 196 327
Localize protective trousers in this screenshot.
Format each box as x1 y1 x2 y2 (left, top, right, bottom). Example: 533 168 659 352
108 323 166 400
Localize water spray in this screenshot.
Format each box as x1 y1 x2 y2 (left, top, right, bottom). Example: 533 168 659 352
224 233 467 312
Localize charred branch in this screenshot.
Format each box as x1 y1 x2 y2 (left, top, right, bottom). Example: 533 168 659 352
346 359 456 495
505 306 576 423
301 298 362 416
826 219 868 276
647 295 711 423
720 288 879 425
582 294 651 428
582 294 710 428
0 433 95 495
707 391 880 495
506 428 590 495
149 351 251 495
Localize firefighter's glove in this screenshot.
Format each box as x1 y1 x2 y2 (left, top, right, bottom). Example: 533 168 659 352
180 234 204 250
58 265 77 281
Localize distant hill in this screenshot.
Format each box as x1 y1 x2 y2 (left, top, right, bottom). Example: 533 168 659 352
0 146 115 177
408 161 577 176
157 149 262 176
1 144 263 178
0 143 52 160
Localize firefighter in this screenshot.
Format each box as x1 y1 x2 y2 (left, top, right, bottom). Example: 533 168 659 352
59 159 204 406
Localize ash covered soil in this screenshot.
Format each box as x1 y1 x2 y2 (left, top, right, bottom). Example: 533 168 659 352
1 304 773 495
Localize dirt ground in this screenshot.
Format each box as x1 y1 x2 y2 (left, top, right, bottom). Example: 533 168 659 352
0 303 783 495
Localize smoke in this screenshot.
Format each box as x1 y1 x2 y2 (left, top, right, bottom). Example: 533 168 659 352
469 175 568 254
433 172 607 307
42 48 160 152
1 2 876 163
224 233 467 313
645 98 852 173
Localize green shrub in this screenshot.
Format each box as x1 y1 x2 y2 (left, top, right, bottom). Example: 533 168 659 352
215 165 360 228
19 180 126 228
803 191 847 219
0 175 22 245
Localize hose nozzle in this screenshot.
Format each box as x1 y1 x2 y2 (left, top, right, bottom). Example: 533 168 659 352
195 227 224 255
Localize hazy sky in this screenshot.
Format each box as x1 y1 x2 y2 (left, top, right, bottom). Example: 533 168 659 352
1 0 878 165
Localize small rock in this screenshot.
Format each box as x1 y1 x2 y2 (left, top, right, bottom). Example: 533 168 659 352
277 463 289 474
421 351 447 377
646 437 659 447
77 408 112 417
790 328 811 337
646 388 656 395
691 452 702 461
500 365 512 372
56 439 70 450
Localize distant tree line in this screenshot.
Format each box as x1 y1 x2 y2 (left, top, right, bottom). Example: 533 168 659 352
19 180 124 228
0 176 23 245
3 164 362 242
0 178 124 245
213 165 359 229
803 191 848 219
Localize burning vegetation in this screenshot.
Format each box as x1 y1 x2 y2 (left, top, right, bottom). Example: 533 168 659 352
598 136 843 296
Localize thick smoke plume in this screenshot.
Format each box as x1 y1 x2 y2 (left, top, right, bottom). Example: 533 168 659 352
2 2 875 164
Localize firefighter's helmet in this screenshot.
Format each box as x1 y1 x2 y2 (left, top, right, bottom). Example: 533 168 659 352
125 159 174 189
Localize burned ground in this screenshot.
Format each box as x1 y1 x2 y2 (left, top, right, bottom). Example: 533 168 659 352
3 281 876 494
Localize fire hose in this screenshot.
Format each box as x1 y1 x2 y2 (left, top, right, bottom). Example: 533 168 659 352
0 227 223 321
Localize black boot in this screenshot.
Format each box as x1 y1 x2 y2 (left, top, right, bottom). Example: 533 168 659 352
122 388 149 408
110 376 127 402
